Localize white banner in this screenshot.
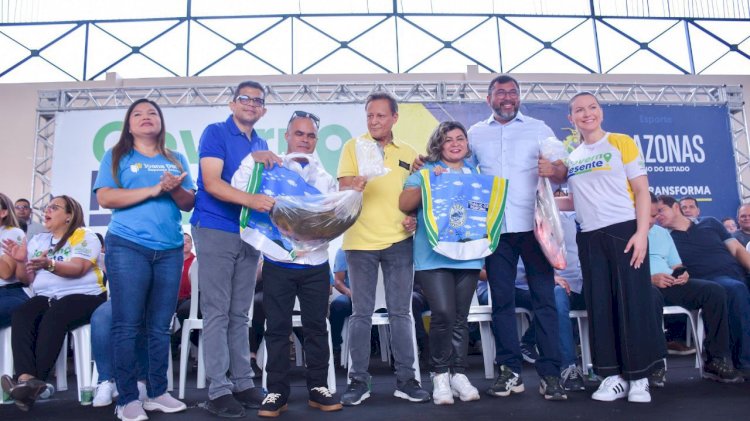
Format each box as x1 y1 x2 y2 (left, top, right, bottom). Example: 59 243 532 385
51 102 437 250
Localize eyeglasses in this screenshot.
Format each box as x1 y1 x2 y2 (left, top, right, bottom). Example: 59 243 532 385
492 89 520 99
288 110 320 128
235 95 265 107
44 204 64 212
14 205 30 210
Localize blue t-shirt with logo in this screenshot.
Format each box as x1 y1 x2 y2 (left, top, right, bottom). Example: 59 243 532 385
94 148 195 250
190 115 269 233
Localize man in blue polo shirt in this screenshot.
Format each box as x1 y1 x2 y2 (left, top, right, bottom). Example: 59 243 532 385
191 80 281 418
655 194 750 379
648 193 742 384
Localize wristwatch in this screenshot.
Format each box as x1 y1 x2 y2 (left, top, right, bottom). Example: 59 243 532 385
47 259 56 273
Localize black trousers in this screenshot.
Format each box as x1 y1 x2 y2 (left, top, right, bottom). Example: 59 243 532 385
12 293 106 380
262 261 330 397
654 278 730 361
417 268 479 374
577 220 666 380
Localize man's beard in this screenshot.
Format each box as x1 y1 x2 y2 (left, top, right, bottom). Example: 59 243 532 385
493 102 518 121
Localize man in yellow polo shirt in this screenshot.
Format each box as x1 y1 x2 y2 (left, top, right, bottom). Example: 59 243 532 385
338 92 430 406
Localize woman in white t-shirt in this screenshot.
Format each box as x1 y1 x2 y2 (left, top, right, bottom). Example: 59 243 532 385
0 195 106 412
548 92 664 404
0 192 29 328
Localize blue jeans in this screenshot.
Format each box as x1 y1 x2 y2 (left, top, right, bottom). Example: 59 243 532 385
0 285 29 328
329 294 352 351
90 301 148 382
516 286 584 369
708 275 750 368
106 233 182 405
485 231 561 377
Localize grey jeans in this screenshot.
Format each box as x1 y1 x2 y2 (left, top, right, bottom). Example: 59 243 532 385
192 225 260 399
346 238 416 383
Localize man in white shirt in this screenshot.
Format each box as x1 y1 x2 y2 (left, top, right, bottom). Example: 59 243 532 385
467 74 568 401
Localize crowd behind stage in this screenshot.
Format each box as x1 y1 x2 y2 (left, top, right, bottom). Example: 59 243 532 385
2 74 750 421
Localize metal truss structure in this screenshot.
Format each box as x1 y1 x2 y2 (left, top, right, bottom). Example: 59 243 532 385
2 1 750 82
31 80 749 212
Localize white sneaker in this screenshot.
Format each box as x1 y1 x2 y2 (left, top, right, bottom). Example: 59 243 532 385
431 373 454 405
450 373 480 401
116 401 149 421
591 375 628 402
137 381 147 401
628 378 651 403
93 381 118 407
142 392 187 413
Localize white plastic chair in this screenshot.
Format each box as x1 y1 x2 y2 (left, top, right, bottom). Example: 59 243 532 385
257 297 337 393
467 289 495 379
178 259 205 399
0 326 13 404
54 324 93 402
663 306 703 373
568 310 592 376
343 268 422 384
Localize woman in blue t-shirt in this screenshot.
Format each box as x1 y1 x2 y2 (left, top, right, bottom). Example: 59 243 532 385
94 99 195 421
399 121 483 405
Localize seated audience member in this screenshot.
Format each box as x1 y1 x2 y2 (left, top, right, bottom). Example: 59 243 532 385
174 232 197 349
656 195 750 378
679 197 701 221
648 193 743 384
732 204 750 246
723 217 738 235
329 248 352 356
13 198 45 238
90 301 149 407
0 192 29 328
1 195 106 412
514 211 588 392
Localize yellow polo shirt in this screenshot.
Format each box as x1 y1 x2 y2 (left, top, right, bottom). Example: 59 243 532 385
338 133 418 251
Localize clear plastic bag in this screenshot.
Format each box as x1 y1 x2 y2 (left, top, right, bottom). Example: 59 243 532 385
534 136 568 269
534 177 567 270
355 137 391 179
270 190 362 252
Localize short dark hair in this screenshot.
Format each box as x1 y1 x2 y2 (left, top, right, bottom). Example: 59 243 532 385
649 191 658 203
14 198 30 205
722 217 736 223
425 121 471 163
365 92 398 114
234 80 265 100
658 195 679 210
487 75 520 96
679 196 699 208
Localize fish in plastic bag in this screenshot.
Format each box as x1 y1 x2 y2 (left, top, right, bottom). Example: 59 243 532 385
232 153 362 261
534 137 568 270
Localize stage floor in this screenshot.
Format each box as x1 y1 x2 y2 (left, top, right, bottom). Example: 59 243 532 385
2 354 749 421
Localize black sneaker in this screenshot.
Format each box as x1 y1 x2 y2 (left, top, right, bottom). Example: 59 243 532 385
487 365 524 397
648 366 666 388
340 379 371 406
520 343 539 364
234 386 266 409
393 378 430 403
308 386 343 412
560 365 586 391
258 393 288 418
703 358 744 383
539 376 568 401
204 394 246 418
